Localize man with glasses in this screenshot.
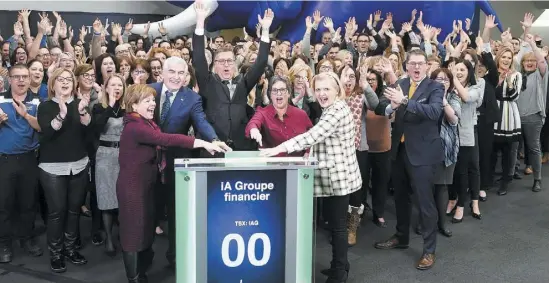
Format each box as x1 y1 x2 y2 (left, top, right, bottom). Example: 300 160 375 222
193 3 274 151
0 64 43 263
374 49 444 271
354 32 385 68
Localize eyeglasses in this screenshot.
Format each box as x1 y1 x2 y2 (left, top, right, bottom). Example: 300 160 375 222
271 88 288 95
133 70 147 75
367 78 377 83
357 40 370 44
407 61 426 67
215 59 235 65
294 75 307 81
81 73 96 80
435 77 449 83
16 52 26 56
10 75 29 81
320 65 333 71
116 50 130 55
56 76 73 83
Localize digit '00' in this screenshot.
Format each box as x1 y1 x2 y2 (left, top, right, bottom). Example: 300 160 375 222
221 233 271 268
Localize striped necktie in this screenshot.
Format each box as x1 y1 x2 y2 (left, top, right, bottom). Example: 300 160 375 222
160 90 173 125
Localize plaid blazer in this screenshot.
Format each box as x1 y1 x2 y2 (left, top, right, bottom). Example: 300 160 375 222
283 100 362 197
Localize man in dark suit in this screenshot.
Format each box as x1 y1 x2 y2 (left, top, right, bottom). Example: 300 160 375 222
192 2 274 150
373 49 444 270
150 56 230 267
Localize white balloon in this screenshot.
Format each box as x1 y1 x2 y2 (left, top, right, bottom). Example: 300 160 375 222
130 0 219 38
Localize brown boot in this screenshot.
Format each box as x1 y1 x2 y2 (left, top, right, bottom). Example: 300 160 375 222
542 153 549 164
347 206 361 246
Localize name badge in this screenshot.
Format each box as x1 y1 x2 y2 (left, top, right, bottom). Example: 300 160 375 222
31 98 40 106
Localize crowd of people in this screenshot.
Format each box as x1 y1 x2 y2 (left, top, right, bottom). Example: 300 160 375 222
0 3 547 283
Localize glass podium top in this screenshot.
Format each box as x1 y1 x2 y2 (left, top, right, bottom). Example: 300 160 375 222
174 156 318 172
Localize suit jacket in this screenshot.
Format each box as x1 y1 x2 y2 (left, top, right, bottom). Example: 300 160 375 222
375 77 444 166
193 33 270 150
151 82 217 160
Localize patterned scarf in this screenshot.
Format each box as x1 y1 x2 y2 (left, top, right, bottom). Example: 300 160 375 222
346 94 364 149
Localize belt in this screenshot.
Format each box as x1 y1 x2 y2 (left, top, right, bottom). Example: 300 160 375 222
99 140 120 148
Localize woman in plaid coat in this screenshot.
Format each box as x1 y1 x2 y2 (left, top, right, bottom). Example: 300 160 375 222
260 72 361 283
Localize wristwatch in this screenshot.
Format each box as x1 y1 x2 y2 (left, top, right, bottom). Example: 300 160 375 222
400 97 409 106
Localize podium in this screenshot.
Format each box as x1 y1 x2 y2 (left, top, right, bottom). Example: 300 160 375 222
174 156 318 283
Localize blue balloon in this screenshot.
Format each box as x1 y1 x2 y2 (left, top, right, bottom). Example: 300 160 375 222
168 1 502 43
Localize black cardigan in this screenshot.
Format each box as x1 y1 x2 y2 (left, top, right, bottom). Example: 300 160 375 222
37 99 90 163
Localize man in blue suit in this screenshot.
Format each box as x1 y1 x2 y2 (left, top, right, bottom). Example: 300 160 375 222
373 49 444 270
150 56 230 267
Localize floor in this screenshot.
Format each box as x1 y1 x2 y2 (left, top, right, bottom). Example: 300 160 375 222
1 165 549 283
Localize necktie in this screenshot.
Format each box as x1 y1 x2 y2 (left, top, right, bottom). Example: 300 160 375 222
400 81 418 143
222 80 235 99
160 90 173 125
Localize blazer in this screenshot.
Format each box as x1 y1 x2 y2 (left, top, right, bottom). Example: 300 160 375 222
375 77 444 166
282 100 362 197
193 33 270 150
151 83 217 159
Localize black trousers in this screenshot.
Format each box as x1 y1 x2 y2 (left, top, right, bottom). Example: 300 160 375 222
88 157 102 235
392 144 437 254
366 151 391 218
323 194 350 271
449 146 480 206
349 150 368 208
39 168 88 256
0 152 39 245
491 141 516 183
477 121 495 188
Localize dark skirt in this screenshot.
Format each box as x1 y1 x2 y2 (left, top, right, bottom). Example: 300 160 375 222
434 162 456 185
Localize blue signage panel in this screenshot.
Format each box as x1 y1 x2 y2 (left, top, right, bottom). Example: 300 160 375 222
207 170 286 283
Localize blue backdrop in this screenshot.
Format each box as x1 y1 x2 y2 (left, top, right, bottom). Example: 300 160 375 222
207 169 287 283
169 0 502 43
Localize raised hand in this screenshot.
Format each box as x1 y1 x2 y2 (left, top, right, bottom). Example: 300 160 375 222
92 18 103 34
411 9 417 22
58 20 68 38
358 65 370 89
401 22 412 33
475 36 484 48
520 13 534 29
125 18 133 33
79 25 88 40
194 2 210 21
111 23 122 38
38 19 52 35
305 16 314 30
258 9 275 31
373 10 382 23
52 11 61 22
386 12 393 23
323 17 334 30
19 9 31 20
525 33 535 45
485 15 498 29
143 22 151 36
13 21 23 36
158 22 167 35
501 27 512 42
465 18 472 31
313 10 323 26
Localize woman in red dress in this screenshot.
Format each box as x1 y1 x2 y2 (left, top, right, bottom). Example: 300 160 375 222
117 84 227 283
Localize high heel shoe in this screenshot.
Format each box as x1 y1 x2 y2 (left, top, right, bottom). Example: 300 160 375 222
446 205 457 216
451 217 463 223
469 203 482 220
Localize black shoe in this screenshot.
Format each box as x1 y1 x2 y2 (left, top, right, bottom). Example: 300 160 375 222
415 225 422 235
438 227 452 237
497 189 507 196
105 237 117 257
50 255 66 273
451 217 463 223
81 209 92 218
320 263 350 277
63 251 87 265
91 233 104 246
479 195 487 202
532 180 542 192
513 172 522 180
325 269 348 283
372 217 387 228
20 238 43 257
374 236 409 250
471 212 482 220
0 245 13 263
